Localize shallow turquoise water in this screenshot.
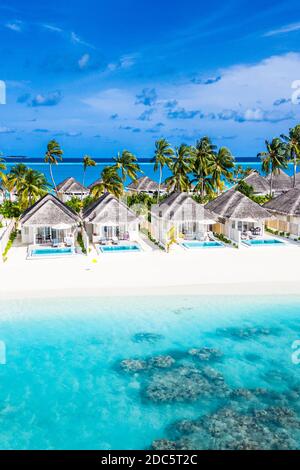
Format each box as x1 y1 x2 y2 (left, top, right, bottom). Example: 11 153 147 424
0 295 300 450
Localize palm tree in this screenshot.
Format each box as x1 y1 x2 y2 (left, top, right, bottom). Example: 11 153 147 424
206 147 235 194
191 137 216 199
5 163 28 200
0 156 6 179
44 140 63 193
281 125 300 187
113 150 141 182
91 166 124 198
165 144 194 192
151 139 174 201
82 155 96 199
257 138 288 196
17 169 49 209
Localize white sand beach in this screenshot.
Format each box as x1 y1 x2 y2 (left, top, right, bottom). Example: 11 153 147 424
1 241 300 300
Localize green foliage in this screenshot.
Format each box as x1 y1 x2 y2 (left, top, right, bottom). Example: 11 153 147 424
77 232 87 254
2 230 17 262
236 180 254 198
66 196 82 213
214 233 232 245
251 194 272 205
0 200 21 218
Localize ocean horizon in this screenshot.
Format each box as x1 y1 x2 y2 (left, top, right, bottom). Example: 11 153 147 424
3 156 295 187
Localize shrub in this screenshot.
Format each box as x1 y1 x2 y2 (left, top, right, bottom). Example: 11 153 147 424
2 230 17 262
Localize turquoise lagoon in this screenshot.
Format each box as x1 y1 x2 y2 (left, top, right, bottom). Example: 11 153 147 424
0 295 300 450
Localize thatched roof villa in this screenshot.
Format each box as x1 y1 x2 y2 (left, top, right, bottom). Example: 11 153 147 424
151 192 217 246
57 177 89 202
127 176 166 195
20 193 80 246
83 192 139 243
266 169 292 195
263 188 300 236
242 171 270 195
205 189 271 242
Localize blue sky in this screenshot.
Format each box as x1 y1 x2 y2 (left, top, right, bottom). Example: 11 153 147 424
0 0 300 158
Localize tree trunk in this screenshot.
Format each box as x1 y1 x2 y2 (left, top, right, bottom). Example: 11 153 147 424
293 152 297 188
49 164 57 195
157 166 162 203
270 172 273 197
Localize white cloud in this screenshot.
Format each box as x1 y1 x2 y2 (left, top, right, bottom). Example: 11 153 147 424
5 21 22 32
78 53 90 69
0 126 15 134
41 24 63 33
264 22 300 37
71 31 94 49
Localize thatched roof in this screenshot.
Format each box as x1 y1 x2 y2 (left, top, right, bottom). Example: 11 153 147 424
83 192 138 224
205 189 271 221
266 169 292 192
20 194 80 226
263 188 300 216
57 177 89 194
127 176 164 192
242 171 270 194
152 192 217 223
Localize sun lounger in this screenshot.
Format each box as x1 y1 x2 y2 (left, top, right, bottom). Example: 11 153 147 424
112 237 119 245
52 239 59 247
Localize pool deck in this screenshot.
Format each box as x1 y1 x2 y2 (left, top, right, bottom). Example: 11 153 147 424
1 238 300 300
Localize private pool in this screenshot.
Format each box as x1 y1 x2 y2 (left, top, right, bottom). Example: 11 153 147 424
29 247 75 258
244 238 285 247
99 244 141 253
182 240 224 249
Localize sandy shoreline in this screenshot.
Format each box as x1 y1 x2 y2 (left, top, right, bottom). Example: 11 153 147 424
1 242 300 300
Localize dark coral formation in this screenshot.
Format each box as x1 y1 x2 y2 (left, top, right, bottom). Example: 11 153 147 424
188 347 223 362
145 366 229 403
152 406 300 450
131 332 164 344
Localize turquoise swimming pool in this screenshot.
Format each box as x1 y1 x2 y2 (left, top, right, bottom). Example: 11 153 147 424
100 244 141 253
0 294 299 450
30 247 75 257
244 238 284 246
182 240 223 249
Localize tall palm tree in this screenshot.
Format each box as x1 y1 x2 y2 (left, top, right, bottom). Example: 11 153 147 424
281 125 300 188
91 166 124 198
206 147 235 193
44 140 63 193
191 137 216 199
17 169 49 209
5 163 28 200
82 155 96 199
257 138 288 196
113 150 141 182
0 156 6 179
165 144 194 192
151 139 174 201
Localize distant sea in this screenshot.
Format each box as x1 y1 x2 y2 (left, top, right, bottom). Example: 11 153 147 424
4 157 294 187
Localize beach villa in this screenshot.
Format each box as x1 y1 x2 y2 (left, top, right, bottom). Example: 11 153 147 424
83 192 140 243
263 188 300 237
127 176 166 195
19 193 80 247
266 169 292 196
242 171 270 196
151 192 217 247
205 189 271 243
57 177 89 202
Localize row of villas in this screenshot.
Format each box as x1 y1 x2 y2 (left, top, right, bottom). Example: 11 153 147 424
16 171 300 255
